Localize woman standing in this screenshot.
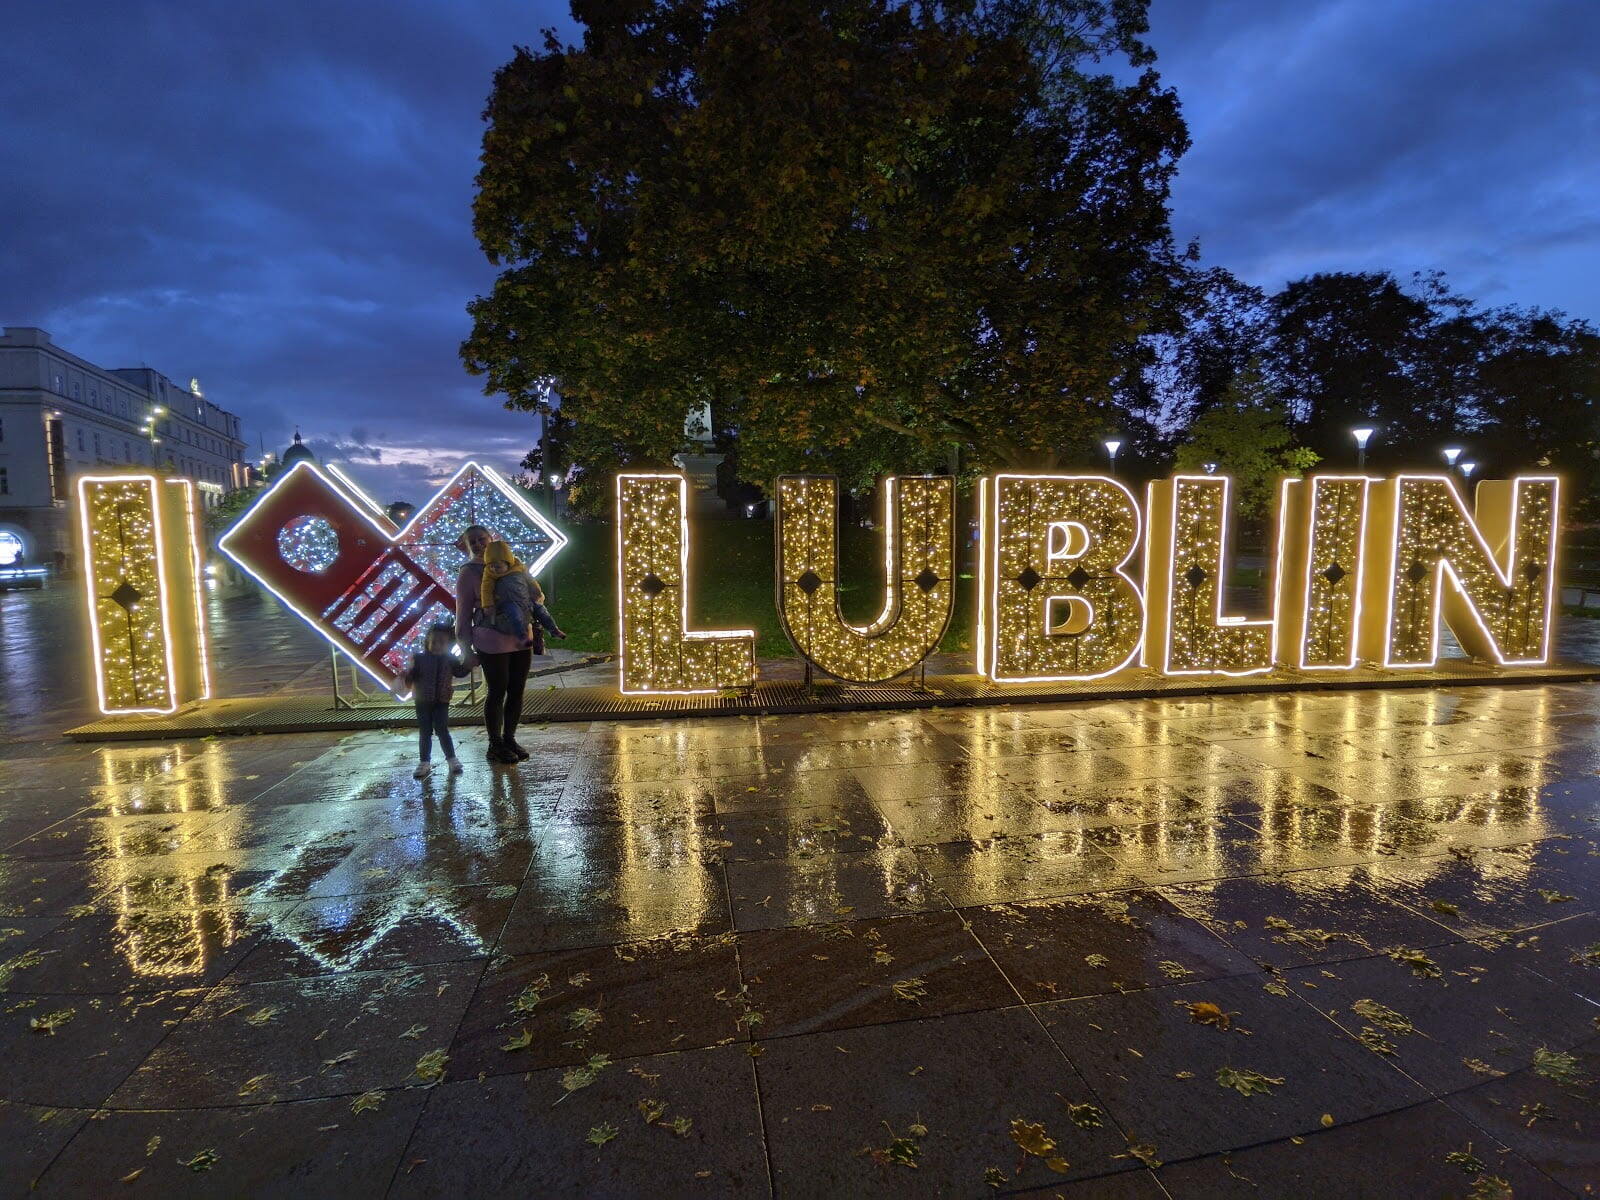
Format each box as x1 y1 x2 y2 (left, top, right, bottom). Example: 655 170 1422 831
455 525 532 764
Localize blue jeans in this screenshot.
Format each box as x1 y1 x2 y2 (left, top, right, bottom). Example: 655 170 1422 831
416 702 455 762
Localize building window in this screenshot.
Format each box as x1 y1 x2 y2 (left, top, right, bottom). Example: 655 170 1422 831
77 429 85 453
71 382 81 399
53 373 63 393
0 468 8 495
124 440 132 462
0 417 4 443
94 433 101 457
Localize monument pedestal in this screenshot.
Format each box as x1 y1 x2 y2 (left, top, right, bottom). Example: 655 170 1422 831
672 451 726 516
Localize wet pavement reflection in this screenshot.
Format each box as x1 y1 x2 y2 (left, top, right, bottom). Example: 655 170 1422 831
2 674 1599 1194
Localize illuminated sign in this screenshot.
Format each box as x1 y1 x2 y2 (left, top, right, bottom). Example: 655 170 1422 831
1272 474 1373 671
87 464 1564 710
77 474 211 715
775 474 954 684
219 461 566 692
1365 474 1559 667
616 473 754 694
977 474 1144 682
1145 475 1273 676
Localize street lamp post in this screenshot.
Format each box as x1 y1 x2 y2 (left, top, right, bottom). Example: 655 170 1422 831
1351 426 1375 470
537 381 557 603
1103 439 1122 477
1443 446 1462 469
1460 460 1477 481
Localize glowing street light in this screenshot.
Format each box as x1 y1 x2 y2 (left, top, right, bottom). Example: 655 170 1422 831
1443 446 1462 467
1103 438 1123 476
1460 460 1477 479
1203 462 1218 475
1351 426 1375 469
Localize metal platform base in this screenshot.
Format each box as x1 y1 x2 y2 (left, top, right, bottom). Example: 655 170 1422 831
61 659 1600 742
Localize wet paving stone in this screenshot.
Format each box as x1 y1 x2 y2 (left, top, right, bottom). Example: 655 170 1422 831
1284 939 1600 1095
449 932 744 1079
33 1090 430 1198
108 961 481 1108
0 906 287 995
738 909 1017 1038
393 1044 769 1198
0 858 103 918
1034 973 1429 1165
1082 815 1268 886
1359 841 1599 934
499 860 732 954
1439 1035 1600 1194
1154 1099 1569 1198
709 802 899 860
0 1101 90 1195
225 885 516 983
0 989 204 1109
755 1006 1134 1193
7 667 1600 1192
1473 912 1600 1002
963 889 1258 1003
727 846 944 931
1160 865 1463 969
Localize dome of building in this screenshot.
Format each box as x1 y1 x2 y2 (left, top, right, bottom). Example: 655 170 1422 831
281 429 316 468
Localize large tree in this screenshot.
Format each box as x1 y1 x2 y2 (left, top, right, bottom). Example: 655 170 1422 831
463 0 1194 481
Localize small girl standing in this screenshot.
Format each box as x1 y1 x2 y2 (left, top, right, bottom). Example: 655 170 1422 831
404 621 472 778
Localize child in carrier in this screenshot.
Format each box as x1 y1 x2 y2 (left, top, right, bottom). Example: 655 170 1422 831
403 621 473 778
480 541 567 652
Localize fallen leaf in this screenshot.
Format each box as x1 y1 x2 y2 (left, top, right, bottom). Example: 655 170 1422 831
1387 948 1442 979
413 1049 449 1084
501 1028 534 1052
586 1122 618 1148
1532 1046 1586 1086
351 1091 384 1114
1008 1118 1056 1160
1064 1101 1104 1129
1215 1066 1284 1096
179 1148 220 1173
29 1008 74 1035
891 978 929 1003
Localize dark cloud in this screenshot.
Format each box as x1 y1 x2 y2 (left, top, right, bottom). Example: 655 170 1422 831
4 0 1594 501
1147 0 1600 314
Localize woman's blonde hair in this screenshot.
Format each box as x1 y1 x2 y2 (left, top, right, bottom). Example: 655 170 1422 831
479 540 525 611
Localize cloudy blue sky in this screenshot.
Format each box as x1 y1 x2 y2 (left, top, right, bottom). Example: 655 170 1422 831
3 0 1595 502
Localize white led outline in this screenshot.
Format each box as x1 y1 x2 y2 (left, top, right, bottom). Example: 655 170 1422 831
1274 474 1377 672
1045 520 1091 566
1155 474 1274 678
773 474 954 683
983 473 1145 684
218 460 414 695
1380 473 1560 669
78 474 180 715
168 478 213 701
325 462 398 529
615 472 755 695
394 460 569 579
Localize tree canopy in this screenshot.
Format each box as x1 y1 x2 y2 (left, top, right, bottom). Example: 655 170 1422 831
463 0 1194 481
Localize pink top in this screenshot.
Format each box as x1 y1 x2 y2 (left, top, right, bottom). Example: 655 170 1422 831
455 561 525 655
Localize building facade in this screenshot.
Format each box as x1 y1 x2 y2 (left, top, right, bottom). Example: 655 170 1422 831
0 327 249 565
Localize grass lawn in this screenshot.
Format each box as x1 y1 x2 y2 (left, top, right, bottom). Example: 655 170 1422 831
535 518 978 658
